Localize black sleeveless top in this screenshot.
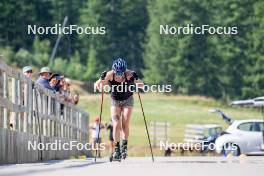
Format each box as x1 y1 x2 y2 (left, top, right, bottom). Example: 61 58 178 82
108 73 134 101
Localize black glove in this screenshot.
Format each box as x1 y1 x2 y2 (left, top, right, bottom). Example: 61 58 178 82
100 71 107 80
131 71 139 80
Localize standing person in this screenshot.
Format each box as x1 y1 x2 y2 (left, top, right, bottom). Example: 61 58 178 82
95 58 144 160
106 120 114 154
36 67 53 90
14 66 33 129
89 117 105 158
21 66 33 127
71 93 79 105
49 73 61 93
22 66 33 79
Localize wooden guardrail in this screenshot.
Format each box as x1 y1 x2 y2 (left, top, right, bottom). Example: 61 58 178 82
0 58 90 164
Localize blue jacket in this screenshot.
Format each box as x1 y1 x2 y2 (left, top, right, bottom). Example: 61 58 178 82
36 77 55 92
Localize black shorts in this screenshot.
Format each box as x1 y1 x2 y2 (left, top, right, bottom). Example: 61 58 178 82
111 95 134 107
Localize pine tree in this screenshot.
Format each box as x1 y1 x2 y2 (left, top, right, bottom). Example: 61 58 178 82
144 0 224 98
212 0 256 99
50 0 85 59
242 0 264 98
80 0 148 81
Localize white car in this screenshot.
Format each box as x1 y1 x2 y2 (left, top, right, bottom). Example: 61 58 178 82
215 119 264 156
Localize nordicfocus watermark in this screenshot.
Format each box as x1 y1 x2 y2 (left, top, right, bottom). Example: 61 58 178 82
28 140 105 151
160 141 238 151
27 24 106 35
160 24 238 35
94 83 172 93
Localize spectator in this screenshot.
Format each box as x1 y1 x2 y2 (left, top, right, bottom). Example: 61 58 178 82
22 66 33 78
72 93 79 105
49 73 62 92
35 67 79 105
89 117 105 158
64 78 71 94
36 67 53 90
60 77 72 101
55 75 64 92
106 120 114 154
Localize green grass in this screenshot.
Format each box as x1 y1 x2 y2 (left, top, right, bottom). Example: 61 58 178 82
78 93 262 156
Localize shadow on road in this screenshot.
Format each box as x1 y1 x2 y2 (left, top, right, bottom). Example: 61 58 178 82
0 159 106 176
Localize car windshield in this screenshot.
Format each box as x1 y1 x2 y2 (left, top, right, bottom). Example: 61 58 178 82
203 127 222 137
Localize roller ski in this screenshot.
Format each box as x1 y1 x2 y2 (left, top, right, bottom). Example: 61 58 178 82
121 140 128 160
110 142 121 162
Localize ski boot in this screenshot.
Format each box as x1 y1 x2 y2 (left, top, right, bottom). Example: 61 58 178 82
121 140 128 160
110 141 121 162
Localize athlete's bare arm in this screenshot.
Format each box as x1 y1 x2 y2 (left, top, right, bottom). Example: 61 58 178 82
126 70 144 88
95 70 114 90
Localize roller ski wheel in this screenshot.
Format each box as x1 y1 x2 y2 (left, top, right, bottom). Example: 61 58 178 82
112 157 121 162
121 151 127 160
121 140 128 160
109 154 113 162
109 153 121 162
122 153 127 160
110 141 121 162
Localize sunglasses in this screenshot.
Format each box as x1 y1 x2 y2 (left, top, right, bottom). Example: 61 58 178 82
26 70 33 73
115 72 125 77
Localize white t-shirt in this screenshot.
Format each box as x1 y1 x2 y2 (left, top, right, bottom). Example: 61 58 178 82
91 123 102 138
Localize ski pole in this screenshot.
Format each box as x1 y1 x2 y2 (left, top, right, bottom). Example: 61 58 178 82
137 92 154 162
94 87 104 162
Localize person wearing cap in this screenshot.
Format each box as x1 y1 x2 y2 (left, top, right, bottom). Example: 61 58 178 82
18 66 33 130
89 117 105 158
22 66 33 78
49 73 61 92
36 67 53 91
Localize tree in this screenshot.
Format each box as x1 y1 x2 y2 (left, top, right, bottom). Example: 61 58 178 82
212 0 256 99
80 0 148 81
242 0 264 98
0 0 36 50
144 0 224 98
32 37 50 67
84 45 103 81
66 51 86 79
50 0 85 59
13 49 33 67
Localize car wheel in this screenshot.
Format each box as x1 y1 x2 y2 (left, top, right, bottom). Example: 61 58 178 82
222 143 240 156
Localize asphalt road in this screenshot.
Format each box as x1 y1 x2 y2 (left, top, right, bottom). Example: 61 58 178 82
0 156 264 176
